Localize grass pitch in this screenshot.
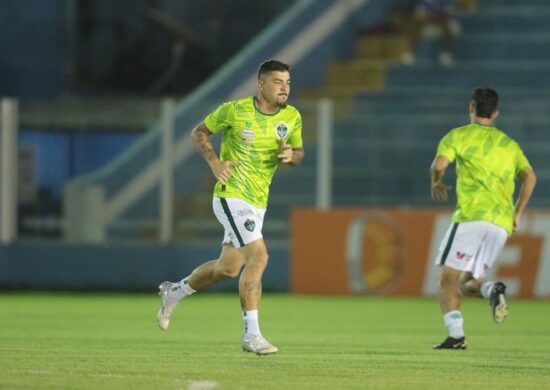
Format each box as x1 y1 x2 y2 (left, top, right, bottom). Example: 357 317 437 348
1 293 549 389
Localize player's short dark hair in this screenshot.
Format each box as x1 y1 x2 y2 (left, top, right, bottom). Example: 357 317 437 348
471 87 499 118
257 59 290 79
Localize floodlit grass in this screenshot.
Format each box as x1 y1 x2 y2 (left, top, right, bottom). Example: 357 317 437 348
1 293 549 389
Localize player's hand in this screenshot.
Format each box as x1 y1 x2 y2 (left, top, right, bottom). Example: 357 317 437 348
278 140 293 164
431 181 451 202
513 213 522 233
211 160 238 185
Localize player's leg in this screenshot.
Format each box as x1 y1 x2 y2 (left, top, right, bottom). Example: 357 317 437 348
460 274 508 324
156 197 249 330
207 197 276 355
432 222 477 349
438 265 462 313
433 265 467 349
156 245 245 331
446 221 508 325
459 271 482 297
186 244 245 290
462 275 508 324
238 238 268 312
238 238 278 355
469 224 509 323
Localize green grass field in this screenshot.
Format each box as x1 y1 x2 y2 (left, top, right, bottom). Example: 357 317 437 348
1 293 549 389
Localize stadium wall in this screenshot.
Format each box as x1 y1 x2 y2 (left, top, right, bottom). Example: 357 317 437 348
0 242 289 292
4 207 549 296
0 1 67 99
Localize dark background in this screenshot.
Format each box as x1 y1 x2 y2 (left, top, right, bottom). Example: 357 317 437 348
0 0 295 99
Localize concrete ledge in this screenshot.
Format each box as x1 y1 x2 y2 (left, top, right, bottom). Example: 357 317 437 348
0 242 289 292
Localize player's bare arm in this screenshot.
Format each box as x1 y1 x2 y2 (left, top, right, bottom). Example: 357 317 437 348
278 140 304 166
430 155 451 201
513 168 537 232
191 122 237 185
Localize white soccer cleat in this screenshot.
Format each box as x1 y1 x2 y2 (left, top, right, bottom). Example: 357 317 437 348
157 281 178 330
490 282 508 324
241 334 279 356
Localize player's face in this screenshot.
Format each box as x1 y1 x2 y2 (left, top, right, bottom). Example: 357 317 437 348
259 71 291 108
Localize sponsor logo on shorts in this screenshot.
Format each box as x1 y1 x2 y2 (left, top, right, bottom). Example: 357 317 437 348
244 219 256 232
456 251 472 261
237 209 253 217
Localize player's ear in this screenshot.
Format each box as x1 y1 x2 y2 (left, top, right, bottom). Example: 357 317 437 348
492 110 500 120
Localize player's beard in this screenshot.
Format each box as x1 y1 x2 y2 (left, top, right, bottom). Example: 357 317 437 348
276 95 288 108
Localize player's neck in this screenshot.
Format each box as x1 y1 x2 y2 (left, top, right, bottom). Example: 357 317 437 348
472 117 494 127
255 96 279 114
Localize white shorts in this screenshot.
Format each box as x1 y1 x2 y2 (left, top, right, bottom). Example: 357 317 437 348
212 197 265 248
435 221 508 279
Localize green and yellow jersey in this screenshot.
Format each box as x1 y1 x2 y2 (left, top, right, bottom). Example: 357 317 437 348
437 123 531 234
204 96 303 208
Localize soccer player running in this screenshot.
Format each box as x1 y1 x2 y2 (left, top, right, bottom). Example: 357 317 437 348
156 60 304 355
430 87 536 350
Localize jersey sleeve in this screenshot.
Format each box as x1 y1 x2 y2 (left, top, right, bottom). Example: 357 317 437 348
515 144 532 176
287 111 303 148
204 101 234 134
436 131 456 163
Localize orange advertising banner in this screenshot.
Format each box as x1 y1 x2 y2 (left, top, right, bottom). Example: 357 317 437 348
290 208 550 298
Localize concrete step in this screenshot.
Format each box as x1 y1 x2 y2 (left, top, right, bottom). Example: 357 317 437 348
326 60 387 89
479 0 550 11
355 33 409 61
459 11 550 33
415 34 550 62
386 63 550 89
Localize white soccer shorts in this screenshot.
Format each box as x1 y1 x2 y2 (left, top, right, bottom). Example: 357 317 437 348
212 197 265 248
435 220 508 279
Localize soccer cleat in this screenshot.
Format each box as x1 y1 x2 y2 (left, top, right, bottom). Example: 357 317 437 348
241 334 279 356
156 281 178 330
433 336 467 350
490 282 508 324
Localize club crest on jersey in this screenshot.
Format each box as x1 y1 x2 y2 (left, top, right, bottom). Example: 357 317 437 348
244 219 256 232
275 122 288 139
